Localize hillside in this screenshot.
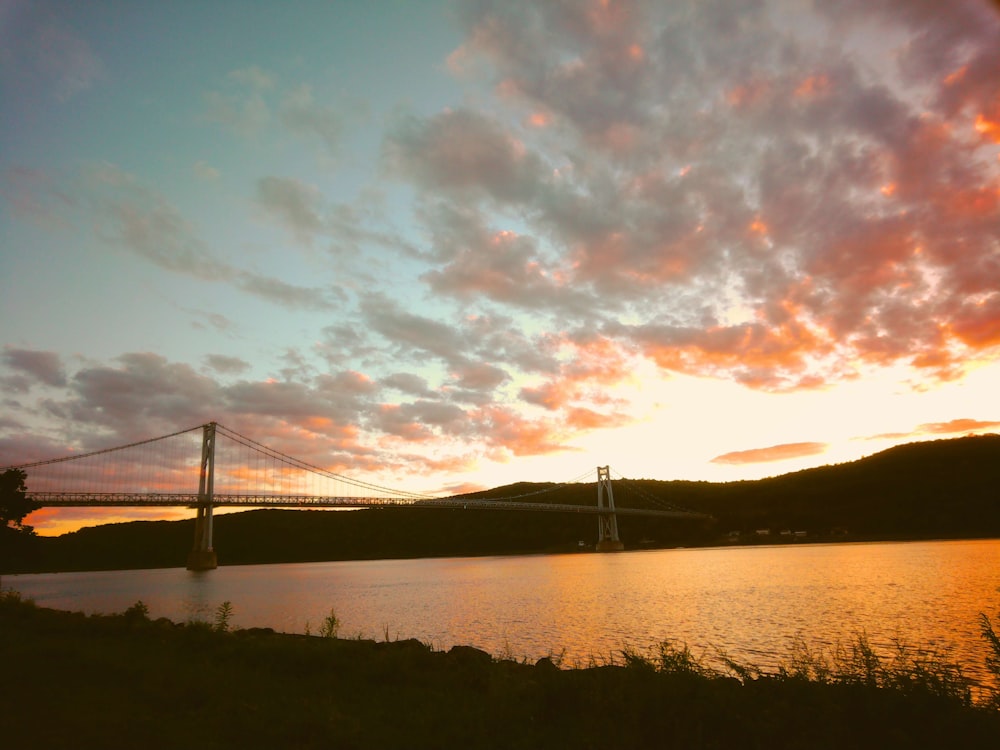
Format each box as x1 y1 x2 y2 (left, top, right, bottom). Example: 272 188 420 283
2 434 998 573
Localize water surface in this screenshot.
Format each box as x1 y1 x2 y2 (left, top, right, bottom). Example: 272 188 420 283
10 539 1000 683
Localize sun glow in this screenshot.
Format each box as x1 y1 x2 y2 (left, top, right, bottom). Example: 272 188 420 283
975 114 1000 140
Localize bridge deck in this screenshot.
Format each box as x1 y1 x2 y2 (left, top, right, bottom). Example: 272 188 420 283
28 492 710 520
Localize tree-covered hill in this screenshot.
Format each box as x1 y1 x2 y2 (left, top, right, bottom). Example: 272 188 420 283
3 434 998 573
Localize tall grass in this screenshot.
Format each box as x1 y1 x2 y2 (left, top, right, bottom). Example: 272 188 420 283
981 612 1000 708
621 623 1000 708
3 587 999 710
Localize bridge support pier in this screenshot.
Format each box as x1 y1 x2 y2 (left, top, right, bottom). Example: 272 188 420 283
187 504 217 571
187 422 218 571
596 466 624 552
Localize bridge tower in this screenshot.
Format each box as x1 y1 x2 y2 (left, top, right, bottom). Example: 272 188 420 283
186 422 218 570
596 465 624 552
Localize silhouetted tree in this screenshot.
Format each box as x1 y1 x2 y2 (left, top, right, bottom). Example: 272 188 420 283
1 468 37 536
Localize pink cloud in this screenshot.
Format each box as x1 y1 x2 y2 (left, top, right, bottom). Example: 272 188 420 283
864 418 1000 441
711 442 829 465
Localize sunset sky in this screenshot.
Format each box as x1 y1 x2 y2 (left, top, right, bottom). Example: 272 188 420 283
2 0 999 536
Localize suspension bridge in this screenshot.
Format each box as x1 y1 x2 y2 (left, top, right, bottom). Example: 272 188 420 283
5 422 711 570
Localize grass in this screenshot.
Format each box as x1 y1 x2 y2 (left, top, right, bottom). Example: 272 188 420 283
3 589 1000 749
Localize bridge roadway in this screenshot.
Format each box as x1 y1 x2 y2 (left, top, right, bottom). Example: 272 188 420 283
28 492 710 520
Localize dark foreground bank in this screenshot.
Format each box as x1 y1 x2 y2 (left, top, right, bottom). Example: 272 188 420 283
3 593 999 750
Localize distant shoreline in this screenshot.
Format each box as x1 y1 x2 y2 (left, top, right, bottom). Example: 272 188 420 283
6 434 999 575
6 527 1000 576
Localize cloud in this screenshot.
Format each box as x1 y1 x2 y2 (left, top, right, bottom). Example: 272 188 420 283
64 352 222 439
255 175 414 261
565 405 630 431
3 337 612 507
228 65 275 91
359 293 470 365
255 176 326 242
193 161 220 181
450 362 509 391
0 166 75 228
520 381 570 410
383 108 545 202
203 89 270 135
319 370 379 397
85 162 232 280
8 1 1000 535
382 373 437 399
711 442 829 465
417 212 597 316
280 84 346 154
203 354 250 376
202 67 275 134
915 418 1000 435
864 416 1000 441
0 9 106 103
183 307 237 334
2 347 67 387
80 164 338 310
468 404 572 457
372 400 468 441
235 271 340 311
408 0 1000 392
204 69 356 157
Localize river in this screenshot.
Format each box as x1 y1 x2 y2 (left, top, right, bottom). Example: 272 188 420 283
7 539 1000 685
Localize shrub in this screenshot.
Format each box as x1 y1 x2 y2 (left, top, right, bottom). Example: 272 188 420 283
123 601 149 621
319 608 339 639
214 601 234 632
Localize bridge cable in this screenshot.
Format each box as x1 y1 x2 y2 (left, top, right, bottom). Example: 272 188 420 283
607 467 700 514
1 423 205 472
463 466 598 504
214 423 435 500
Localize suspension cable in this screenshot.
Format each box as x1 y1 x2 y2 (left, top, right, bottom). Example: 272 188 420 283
608 467 694 512
214 423 435 499
461 466 597 502
1 423 205 471
4 421 612 506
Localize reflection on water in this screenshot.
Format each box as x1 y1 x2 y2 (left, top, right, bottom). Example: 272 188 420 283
9 539 1000 683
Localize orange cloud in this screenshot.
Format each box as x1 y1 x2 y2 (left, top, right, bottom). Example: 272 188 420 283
864 418 1000 442
711 442 828 465
944 65 968 87
727 80 770 109
639 315 831 391
794 74 830 98
947 296 1000 348
562 335 635 386
526 111 551 128
939 186 999 219
521 381 575 410
916 418 1000 435
563 406 631 431
975 113 1000 142
472 405 568 457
